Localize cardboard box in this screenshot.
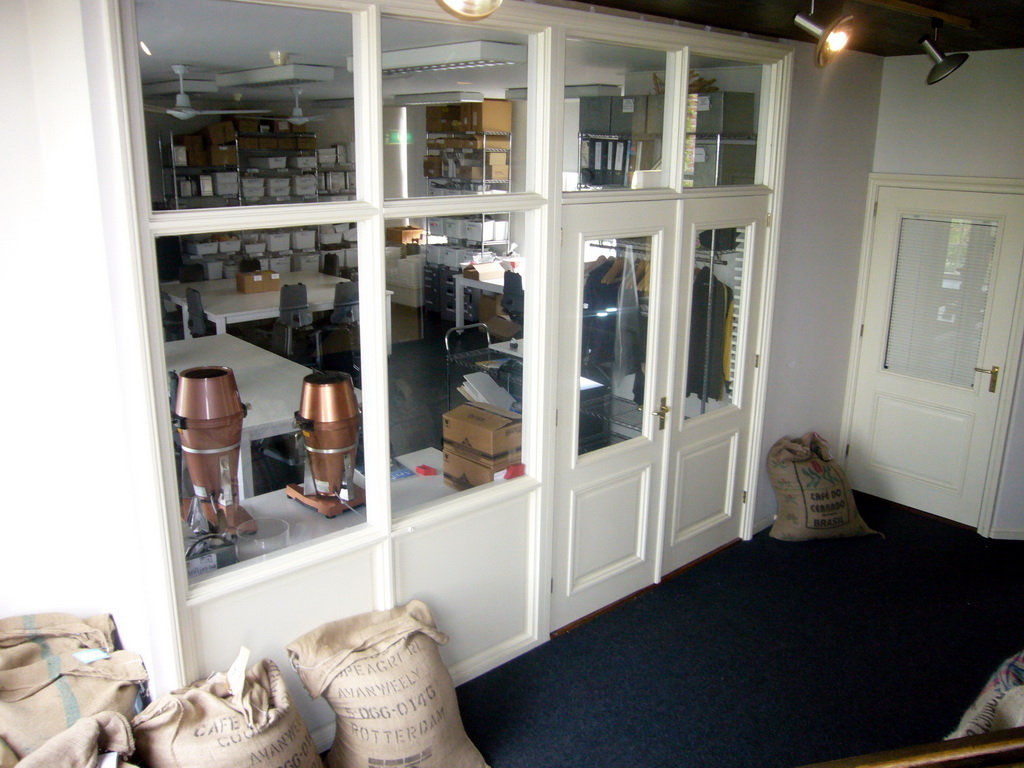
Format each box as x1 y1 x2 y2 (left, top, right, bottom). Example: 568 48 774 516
473 134 510 150
236 270 281 293
295 136 317 150
386 226 425 245
187 149 210 167
443 450 501 491
232 117 261 134
461 99 512 133
201 121 236 146
237 136 261 150
442 402 522 469
176 133 204 151
487 164 510 180
463 262 505 282
209 144 238 166
484 314 522 341
423 156 443 178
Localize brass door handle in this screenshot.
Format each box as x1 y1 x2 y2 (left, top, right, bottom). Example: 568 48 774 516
974 365 1000 393
653 397 671 430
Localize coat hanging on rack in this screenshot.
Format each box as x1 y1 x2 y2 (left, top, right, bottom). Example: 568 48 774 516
687 265 733 401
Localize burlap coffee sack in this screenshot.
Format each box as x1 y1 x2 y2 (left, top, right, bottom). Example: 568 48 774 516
287 600 487 768
0 614 118 670
16 710 139 768
767 432 879 541
133 652 322 768
949 648 1024 738
0 650 147 760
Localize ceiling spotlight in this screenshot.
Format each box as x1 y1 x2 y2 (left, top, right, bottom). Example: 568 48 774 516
919 19 968 84
793 3 854 67
435 0 502 20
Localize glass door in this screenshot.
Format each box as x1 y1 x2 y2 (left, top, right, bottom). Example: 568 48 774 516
551 200 677 630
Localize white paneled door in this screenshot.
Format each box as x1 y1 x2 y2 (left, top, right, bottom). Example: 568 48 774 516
660 194 769 576
845 181 1024 529
550 200 678 630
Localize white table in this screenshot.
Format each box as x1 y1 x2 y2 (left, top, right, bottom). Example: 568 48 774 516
162 272 394 353
166 334 318 498
163 271 347 337
455 275 504 328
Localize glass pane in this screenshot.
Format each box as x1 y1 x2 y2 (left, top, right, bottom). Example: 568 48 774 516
157 225 365 585
685 227 746 418
884 216 996 386
578 237 650 455
136 0 356 210
563 40 669 192
684 56 764 188
385 214 526 517
380 17 528 199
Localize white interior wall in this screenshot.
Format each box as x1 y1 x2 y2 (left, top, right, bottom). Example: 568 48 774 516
753 42 884 527
873 49 1024 537
1 0 175 690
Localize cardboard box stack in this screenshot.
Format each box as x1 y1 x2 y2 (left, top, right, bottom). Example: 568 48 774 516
442 402 522 490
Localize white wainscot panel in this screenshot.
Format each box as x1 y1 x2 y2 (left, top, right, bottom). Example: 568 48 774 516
187 544 384 738
869 394 973 492
570 467 649 592
393 493 537 683
671 433 736 543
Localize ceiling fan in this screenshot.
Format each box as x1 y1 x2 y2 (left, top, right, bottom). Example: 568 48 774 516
275 87 325 126
145 65 270 121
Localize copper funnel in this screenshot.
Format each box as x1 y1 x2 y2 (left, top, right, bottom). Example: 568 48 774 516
286 371 365 515
173 367 249 531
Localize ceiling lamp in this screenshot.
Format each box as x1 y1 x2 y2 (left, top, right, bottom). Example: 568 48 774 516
435 0 502 21
393 91 484 106
793 1 854 67
919 19 969 84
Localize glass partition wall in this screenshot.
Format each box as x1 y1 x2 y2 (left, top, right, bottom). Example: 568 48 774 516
132 0 785 590
138 0 533 584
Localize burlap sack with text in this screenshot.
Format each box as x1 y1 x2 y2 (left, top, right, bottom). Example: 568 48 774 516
133 655 321 768
0 613 118 671
767 432 879 541
287 600 487 768
16 710 139 768
0 650 148 760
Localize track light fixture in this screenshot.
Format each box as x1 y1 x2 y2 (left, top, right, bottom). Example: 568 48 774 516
918 19 969 85
793 0 854 67
435 0 502 21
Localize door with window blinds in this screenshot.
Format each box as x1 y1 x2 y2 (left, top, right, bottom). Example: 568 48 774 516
845 183 1024 528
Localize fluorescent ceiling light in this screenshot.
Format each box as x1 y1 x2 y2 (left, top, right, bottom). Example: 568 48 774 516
143 78 218 96
349 41 526 77
393 91 484 106
313 98 355 109
505 84 620 100
215 64 335 88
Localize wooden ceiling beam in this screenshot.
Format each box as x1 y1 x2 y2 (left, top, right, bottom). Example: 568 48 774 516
855 0 978 30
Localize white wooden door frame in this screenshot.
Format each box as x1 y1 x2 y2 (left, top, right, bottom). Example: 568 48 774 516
840 174 1024 536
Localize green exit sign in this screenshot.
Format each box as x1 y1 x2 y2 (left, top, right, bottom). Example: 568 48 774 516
385 130 414 145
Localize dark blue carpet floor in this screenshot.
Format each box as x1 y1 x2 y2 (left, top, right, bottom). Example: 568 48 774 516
456 497 1024 767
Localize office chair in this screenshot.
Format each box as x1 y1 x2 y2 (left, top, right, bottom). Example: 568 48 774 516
322 252 343 277
270 283 314 359
313 281 360 371
500 270 525 327
179 263 205 283
184 287 212 337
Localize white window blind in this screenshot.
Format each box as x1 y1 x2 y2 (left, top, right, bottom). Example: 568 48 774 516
884 215 996 387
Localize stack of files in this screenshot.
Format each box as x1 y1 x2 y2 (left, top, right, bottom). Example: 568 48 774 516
460 372 516 411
